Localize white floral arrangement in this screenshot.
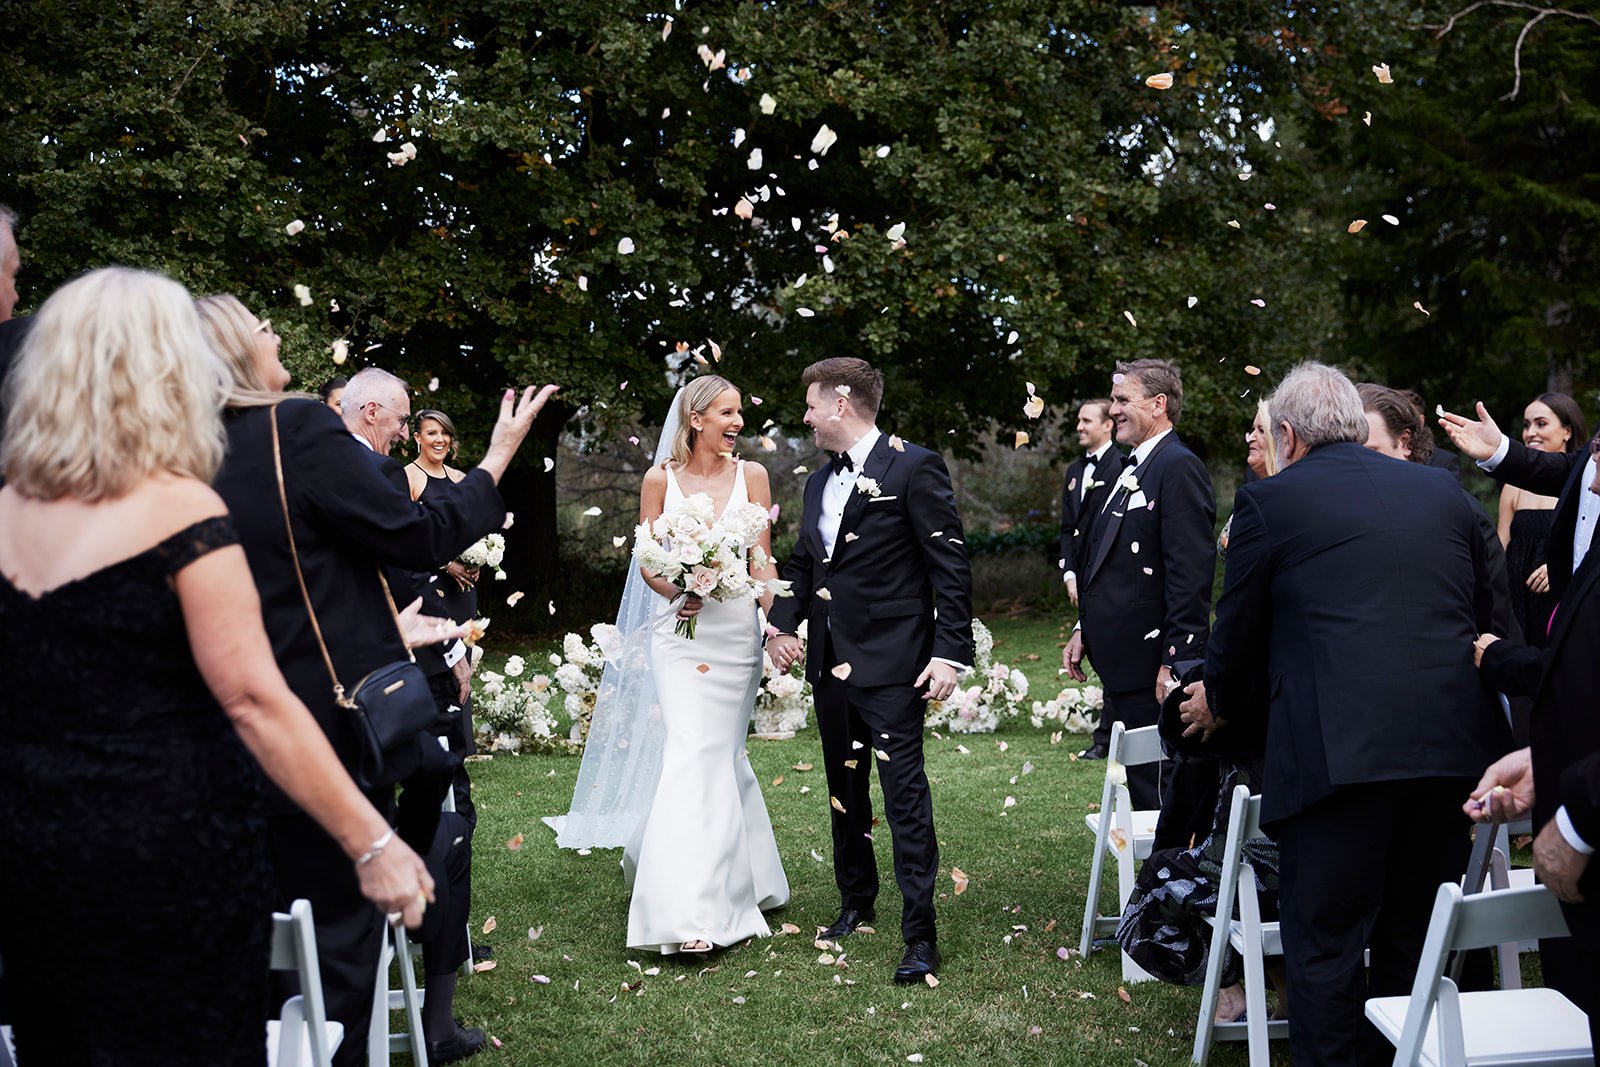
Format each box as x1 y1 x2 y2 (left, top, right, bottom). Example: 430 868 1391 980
923 618 1031 734
472 656 567 755
633 492 790 638
1029 684 1105 733
753 620 812 736
459 532 508 581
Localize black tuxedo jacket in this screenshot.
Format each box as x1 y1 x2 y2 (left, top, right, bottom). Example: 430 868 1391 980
768 434 974 688
1492 441 1591 600
1059 445 1126 576
1079 430 1215 692
1481 557 1600 900
214 399 505 810
1207 443 1512 826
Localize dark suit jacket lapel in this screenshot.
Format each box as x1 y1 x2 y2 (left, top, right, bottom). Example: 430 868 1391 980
1543 548 1600 678
830 435 897 569
1086 433 1174 585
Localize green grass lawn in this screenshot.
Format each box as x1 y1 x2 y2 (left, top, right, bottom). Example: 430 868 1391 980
436 611 1281 1066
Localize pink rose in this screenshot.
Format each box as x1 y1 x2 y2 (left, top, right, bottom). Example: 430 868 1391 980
688 566 720 597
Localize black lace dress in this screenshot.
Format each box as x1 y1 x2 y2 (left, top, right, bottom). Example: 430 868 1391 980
0 517 273 1065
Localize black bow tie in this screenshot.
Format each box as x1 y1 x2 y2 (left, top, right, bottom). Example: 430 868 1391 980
1127 454 1140 469
831 452 856 475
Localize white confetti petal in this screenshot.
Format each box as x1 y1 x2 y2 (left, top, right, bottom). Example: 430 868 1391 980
294 284 313 306
875 145 891 158
617 237 636 255
285 219 305 236
759 92 776 115
747 147 763 170
810 124 838 155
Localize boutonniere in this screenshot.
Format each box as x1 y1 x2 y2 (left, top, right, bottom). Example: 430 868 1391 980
855 475 882 497
1083 476 1105 491
1115 469 1141 495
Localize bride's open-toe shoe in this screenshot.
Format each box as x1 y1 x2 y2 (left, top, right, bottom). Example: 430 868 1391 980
681 940 714 954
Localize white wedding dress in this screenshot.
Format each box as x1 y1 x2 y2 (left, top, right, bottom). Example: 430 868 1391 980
622 461 790 953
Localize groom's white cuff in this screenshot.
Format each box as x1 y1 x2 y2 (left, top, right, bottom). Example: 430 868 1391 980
932 656 971 675
1477 434 1512 473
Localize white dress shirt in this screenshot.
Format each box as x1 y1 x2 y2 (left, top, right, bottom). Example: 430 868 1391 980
819 427 881 558
1480 433 1595 852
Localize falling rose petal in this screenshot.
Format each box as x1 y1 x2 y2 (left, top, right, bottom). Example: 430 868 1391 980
835 384 851 397
1014 431 1030 449
747 148 763 170
822 255 835 273
733 197 755 220
1348 219 1368 234
285 219 305 236
796 307 815 318
810 123 838 155
1057 946 1071 960
759 92 776 114
506 832 525 851
1145 72 1175 90
885 221 906 243
582 506 603 517
617 237 636 255
482 916 498 934
1023 395 1045 419
1264 202 1277 211
1413 301 1431 317
543 457 555 473
1227 219 1242 229
547 600 556 615
1123 310 1137 327
694 663 711 674
792 762 813 771
1117 986 1133 1004
330 339 349 365
372 128 389 143
1244 365 1262 375
1364 111 1373 126
294 284 313 306
888 435 905 451
1007 330 1020 345
1249 298 1266 308
924 974 939 988
506 591 526 607
661 17 672 39
1144 628 1161 640
428 377 440 392
577 274 588 291
831 662 852 680
531 974 551 985
1382 214 1400 226
950 867 969 894
1372 62 1393 84
830 796 847 813
732 127 746 148
473 960 497 972
527 925 543 940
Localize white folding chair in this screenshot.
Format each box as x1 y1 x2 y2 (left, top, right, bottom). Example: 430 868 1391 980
267 899 343 1067
368 921 429 1066
1455 817 1536 990
1366 882 1591 1067
1193 786 1288 1066
1079 721 1163 981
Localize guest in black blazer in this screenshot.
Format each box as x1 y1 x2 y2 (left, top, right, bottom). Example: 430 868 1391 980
1059 399 1126 758
1064 360 1216 824
766 357 973 985
1185 363 1511 1067
208 331 556 1064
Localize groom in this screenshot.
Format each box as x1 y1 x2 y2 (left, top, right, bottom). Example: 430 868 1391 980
766 357 974 984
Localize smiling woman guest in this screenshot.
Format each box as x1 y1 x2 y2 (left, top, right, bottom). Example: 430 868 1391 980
1495 393 1584 646
406 408 480 618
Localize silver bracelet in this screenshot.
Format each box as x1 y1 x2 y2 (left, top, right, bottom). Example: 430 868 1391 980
356 828 395 866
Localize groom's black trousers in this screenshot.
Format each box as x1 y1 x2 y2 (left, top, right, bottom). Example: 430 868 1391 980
814 632 939 945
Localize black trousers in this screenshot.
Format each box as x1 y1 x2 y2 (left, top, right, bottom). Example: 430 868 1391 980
814 634 939 944
266 804 390 1067
1103 686 1163 811
1088 686 1115 752
416 810 473 977
1273 778 1475 1067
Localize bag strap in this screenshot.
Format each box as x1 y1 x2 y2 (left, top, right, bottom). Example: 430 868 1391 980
270 408 416 711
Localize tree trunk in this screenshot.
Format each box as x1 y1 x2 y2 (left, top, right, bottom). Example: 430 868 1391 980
497 403 570 629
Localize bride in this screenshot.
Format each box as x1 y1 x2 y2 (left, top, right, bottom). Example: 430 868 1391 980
556 375 790 954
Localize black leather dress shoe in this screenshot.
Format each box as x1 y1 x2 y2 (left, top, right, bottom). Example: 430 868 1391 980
894 940 940 984
819 907 874 941
428 1023 487 1064
1078 743 1109 760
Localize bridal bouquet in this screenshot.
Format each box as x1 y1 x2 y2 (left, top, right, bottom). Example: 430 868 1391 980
459 532 507 581
633 493 786 638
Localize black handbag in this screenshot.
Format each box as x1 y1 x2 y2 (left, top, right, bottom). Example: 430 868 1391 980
271 407 437 787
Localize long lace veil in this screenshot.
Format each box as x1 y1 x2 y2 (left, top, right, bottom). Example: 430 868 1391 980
553 390 682 849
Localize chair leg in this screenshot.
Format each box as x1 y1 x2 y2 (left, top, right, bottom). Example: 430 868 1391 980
368 936 394 1066
394 925 429 1066
1238 875 1270 1067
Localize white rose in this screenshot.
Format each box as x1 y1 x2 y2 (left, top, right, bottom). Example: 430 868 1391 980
504 655 525 678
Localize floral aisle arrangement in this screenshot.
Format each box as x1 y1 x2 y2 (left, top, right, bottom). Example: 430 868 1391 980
632 492 789 638
458 532 507 581
472 625 616 754
1029 684 1106 734
924 619 1033 734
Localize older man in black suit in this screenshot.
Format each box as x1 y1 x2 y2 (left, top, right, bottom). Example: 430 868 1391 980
1064 360 1216 829
1183 363 1512 1067
766 357 973 985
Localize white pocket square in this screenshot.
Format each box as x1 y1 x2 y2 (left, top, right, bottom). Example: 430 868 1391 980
866 495 899 503
1127 490 1148 509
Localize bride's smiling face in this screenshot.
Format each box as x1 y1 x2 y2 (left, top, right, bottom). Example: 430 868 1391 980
691 386 744 454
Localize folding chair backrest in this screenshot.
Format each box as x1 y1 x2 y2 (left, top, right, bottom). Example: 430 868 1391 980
271 899 337 1067
1110 722 1164 768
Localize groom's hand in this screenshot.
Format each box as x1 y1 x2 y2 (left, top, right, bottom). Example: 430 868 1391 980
767 633 802 673
916 660 959 702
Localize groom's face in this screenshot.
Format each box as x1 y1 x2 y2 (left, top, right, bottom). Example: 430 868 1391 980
803 382 849 451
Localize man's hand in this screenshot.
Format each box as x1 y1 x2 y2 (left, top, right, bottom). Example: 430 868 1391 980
396 598 471 649
479 384 561 483
1179 681 1223 742
1436 402 1504 463
451 652 473 704
445 560 477 591
1473 632 1501 669
1464 746 1534 823
1063 630 1088 682
915 659 959 702
1155 664 1179 709
767 633 802 673
1066 575 1079 607
1526 564 1551 594
1533 821 1590 904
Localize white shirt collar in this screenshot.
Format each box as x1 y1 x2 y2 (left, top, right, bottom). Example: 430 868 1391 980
1087 441 1113 464
841 426 881 472
351 431 375 451
1130 426 1173 467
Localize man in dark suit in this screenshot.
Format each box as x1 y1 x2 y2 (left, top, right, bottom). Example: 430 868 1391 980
766 357 974 985
1059 398 1126 759
214 368 557 1065
1064 360 1216 827
1442 400 1600 1040
1183 363 1512 1067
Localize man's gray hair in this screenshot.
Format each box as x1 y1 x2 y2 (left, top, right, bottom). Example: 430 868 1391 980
1268 362 1370 455
339 367 409 426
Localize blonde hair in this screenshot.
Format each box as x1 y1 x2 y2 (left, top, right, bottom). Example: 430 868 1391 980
1253 399 1281 477
1 267 229 500
669 375 738 466
195 293 308 408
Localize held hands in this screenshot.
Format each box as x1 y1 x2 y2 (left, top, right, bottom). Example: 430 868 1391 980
1062 630 1088 682
396 597 472 649
1473 632 1501 669
1436 402 1504 462
1463 747 1534 824
766 633 802 673
915 659 959 702
356 835 436 929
